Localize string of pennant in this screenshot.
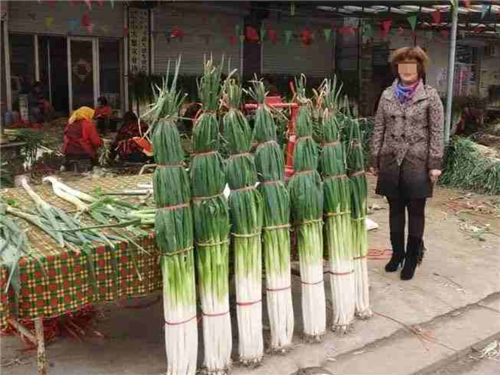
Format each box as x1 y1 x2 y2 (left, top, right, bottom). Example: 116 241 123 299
33 0 500 40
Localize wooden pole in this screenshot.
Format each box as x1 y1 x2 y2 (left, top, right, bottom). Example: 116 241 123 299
34 318 48 375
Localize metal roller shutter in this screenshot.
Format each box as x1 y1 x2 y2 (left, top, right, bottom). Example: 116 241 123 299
153 4 243 75
262 16 335 78
8 1 124 38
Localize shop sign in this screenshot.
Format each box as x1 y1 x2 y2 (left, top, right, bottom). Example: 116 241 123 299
128 7 150 74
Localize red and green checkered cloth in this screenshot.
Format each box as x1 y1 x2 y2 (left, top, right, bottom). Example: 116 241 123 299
0 175 162 329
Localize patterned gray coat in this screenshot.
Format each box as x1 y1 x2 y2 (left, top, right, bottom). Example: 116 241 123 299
370 80 444 198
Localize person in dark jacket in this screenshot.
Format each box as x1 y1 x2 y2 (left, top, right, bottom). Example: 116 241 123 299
28 81 52 123
112 111 152 163
369 46 444 281
62 107 103 167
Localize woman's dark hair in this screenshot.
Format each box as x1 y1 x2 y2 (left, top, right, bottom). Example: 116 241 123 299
123 111 138 124
389 46 430 79
97 96 108 106
263 74 274 84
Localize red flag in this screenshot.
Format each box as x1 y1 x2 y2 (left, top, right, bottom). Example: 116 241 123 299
246 26 259 42
268 28 277 43
431 10 441 25
81 14 91 27
300 29 313 45
381 20 392 38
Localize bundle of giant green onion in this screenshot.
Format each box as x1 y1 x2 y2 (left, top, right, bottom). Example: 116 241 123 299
345 109 372 320
248 78 294 351
0 212 36 304
6 177 121 294
191 57 232 374
42 177 152 246
147 58 198 375
223 79 264 364
319 78 355 333
287 76 326 341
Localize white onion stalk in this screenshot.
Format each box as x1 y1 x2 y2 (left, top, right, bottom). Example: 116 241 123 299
43 177 90 212
288 78 326 341
223 80 264 364
298 223 326 341
326 212 355 332
248 80 294 351
345 114 372 320
318 80 356 333
43 176 96 203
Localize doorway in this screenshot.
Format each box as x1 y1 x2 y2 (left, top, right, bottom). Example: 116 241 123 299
68 37 99 111
39 36 69 116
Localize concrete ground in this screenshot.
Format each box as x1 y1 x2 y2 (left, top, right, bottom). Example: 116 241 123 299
1 177 499 375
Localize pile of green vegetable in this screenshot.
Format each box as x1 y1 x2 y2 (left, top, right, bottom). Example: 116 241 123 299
441 136 500 195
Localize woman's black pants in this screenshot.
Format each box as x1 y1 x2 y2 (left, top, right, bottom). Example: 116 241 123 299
387 197 427 240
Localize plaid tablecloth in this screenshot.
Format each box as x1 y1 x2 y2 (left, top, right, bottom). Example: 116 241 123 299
0 175 162 329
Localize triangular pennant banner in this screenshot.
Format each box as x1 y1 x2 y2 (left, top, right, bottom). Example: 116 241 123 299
431 10 441 25
363 24 373 38
268 29 277 43
481 4 489 19
381 20 392 38
82 14 91 27
284 30 293 45
84 0 92 11
68 19 79 32
407 15 417 31
246 26 259 42
301 29 313 46
260 26 267 41
324 28 332 42
45 17 54 28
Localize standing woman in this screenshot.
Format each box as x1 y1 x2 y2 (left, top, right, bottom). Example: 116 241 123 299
370 47 444 280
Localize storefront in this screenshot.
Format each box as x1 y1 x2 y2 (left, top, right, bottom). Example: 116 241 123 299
4 0 127 117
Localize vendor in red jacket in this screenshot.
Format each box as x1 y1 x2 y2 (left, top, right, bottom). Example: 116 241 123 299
62 107 103 165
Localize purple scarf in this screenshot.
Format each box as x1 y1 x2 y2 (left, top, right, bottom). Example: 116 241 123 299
395 80 420 104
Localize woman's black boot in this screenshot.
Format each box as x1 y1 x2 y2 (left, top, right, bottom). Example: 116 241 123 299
401 236 425 280
385 232 405 272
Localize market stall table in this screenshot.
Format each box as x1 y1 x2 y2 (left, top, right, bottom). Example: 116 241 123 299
0 174 161 375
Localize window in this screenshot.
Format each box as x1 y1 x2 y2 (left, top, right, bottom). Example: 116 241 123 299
99 39 122 112
9 33 36 108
